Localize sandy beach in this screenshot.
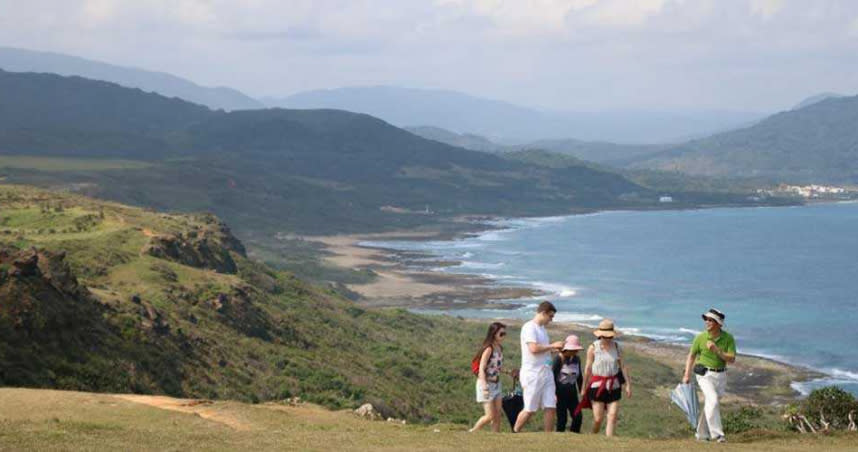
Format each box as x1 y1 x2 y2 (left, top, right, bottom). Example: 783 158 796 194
307 231 541 308
306 231 822 404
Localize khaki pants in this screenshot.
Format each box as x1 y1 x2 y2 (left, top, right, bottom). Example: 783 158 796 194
695 370 726 439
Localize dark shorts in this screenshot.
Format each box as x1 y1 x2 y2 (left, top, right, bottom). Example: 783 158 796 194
588 387 622 404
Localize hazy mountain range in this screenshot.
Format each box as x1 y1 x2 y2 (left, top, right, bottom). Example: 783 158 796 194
405 126 666 166
0 47 263 111
264 85 766 144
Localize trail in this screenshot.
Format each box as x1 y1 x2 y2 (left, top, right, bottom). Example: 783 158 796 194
113 394 251 431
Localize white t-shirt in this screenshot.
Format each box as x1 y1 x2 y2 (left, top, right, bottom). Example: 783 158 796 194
520 320 551 379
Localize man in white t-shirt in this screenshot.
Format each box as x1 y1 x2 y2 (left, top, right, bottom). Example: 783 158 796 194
514 301 565 433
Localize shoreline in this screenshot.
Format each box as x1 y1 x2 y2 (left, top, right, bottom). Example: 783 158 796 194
305 210 840 402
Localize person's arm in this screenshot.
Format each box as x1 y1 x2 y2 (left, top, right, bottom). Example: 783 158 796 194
575 357 583 389
708 336 736 364
617 344 631 398
478 346 492 393
579 345 595 398
552 355 561 382
527 341 564 354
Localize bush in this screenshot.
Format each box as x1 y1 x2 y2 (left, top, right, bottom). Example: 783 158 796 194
785 386 858 432
723 406 763 434
802 386 858 430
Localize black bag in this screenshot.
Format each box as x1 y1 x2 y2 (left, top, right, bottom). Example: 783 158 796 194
502 376 523 430
693 363 708 376
502 393 523 430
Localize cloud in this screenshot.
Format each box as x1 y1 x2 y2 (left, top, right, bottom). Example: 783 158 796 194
1 0 857 111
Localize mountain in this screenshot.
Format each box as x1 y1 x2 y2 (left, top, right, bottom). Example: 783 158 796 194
264 85 765 143
792 92 845 110
406 125 667 166
0 70 670 239
0 47 263 110
404 126 504 152
626 95 858 183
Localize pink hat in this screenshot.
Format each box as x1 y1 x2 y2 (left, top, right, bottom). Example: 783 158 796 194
562 335 583 351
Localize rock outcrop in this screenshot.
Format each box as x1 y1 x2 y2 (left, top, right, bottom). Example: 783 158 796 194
141 217 246 274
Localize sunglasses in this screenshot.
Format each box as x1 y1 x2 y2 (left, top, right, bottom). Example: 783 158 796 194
498 332 507 337
704 318 717 323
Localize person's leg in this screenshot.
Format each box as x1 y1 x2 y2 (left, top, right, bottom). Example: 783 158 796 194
490 397 502 433
591 401 605 434
707 372 727 439
514 410 533 432
555 387 569 432
469 401 494 432
605 400 620 437
570 389 583 433
696 373 719 440
541 379 557 433
544 408 556 433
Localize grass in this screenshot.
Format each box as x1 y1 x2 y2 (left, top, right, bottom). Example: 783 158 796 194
1 388 856 451
0 155 152 171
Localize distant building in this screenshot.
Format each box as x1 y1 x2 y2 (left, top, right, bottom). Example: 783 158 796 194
659 196 674 203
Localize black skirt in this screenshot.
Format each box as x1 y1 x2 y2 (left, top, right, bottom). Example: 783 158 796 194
588 386 622 404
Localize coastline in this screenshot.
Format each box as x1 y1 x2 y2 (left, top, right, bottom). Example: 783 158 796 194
305 221 826 403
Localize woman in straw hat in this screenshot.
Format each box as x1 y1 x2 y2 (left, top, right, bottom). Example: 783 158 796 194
578 318 631 436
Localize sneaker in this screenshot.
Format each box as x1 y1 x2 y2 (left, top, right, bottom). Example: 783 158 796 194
715 436 727 443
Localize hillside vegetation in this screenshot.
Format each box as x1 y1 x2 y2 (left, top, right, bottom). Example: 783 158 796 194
0 185 489 422
628 95 858 183
0 69 670 240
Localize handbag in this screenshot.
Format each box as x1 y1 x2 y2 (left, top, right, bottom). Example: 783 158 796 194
501 377 523 430
693 363 707 376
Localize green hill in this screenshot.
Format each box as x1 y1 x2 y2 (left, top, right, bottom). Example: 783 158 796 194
0 69 664 238
0 185 489 422
627 95 858 183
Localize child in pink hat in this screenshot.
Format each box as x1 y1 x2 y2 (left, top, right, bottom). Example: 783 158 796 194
552 335 584 432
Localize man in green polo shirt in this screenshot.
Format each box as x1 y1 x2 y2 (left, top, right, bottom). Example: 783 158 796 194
682 308 736 443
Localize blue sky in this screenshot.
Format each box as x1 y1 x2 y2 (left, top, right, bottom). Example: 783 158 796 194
1 0 857 111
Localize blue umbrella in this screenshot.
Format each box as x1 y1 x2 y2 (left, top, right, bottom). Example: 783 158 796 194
670 383 700 427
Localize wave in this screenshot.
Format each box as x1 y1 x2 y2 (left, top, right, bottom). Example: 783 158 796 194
553 313 603 323
456 260 505 270
529 281 578 297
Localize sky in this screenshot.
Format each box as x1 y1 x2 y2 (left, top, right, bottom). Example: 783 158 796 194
1 0 857 112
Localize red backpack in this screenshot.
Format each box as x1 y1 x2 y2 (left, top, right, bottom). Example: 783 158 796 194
471 346 493 375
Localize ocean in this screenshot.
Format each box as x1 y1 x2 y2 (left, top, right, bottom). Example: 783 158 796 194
361 202 858 396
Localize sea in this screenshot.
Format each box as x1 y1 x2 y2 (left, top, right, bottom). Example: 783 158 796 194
361 202 858 396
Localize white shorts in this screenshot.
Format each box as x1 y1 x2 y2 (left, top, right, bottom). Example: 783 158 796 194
521 374 556 412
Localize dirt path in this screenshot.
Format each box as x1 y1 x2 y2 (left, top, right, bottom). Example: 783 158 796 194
113 394 251 431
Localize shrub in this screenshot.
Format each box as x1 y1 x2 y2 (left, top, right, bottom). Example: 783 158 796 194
785 386 858 432
802 386 858 430
723 406 763 434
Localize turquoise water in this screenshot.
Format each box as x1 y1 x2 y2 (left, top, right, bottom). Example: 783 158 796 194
362 203 858 395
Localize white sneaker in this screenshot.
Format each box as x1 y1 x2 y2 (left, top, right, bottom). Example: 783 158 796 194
715 436 727 443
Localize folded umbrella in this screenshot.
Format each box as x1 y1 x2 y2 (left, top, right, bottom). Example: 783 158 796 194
670 382 700 428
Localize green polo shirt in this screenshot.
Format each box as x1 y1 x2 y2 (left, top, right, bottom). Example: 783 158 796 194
690 330 736 369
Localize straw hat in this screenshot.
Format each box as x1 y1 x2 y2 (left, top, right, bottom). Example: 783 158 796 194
594 318 618 338
562 334 584 351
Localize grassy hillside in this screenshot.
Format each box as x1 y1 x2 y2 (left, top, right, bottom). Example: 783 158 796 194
2 388 856 451
628 95 858 183
0 184 489 422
